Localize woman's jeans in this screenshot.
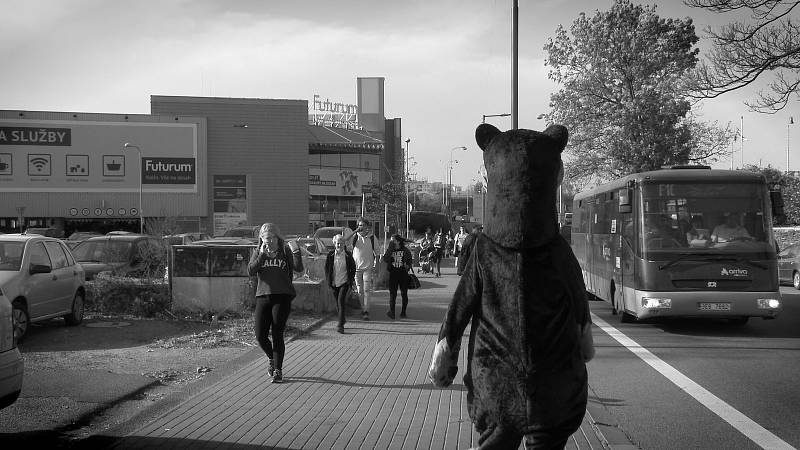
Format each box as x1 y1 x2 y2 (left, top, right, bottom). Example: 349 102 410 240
254 294 292 369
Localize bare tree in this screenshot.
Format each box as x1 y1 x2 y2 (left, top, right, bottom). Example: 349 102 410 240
685 0 800 112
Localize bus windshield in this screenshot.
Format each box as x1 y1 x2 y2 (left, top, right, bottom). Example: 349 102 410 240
638 181 773 258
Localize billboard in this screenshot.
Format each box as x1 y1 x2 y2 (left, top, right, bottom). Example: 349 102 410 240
309 168 373 197
0 120 197 193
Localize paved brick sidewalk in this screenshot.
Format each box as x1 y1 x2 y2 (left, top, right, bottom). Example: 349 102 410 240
107 263 615 449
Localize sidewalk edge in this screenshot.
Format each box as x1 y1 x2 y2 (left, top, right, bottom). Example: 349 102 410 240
585 399 640 450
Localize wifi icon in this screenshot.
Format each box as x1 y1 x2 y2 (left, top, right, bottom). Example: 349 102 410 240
28 154 51 176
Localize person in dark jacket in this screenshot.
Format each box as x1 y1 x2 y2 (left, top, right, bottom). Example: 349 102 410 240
247 222 303 383
381 234 413 319
325 234 356 333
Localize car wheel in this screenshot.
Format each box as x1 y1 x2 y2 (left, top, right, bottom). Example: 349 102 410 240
11 300 29 343
64 291 85 326
794 271 800 290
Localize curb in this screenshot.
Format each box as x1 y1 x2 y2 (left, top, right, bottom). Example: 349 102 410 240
585 395 640 449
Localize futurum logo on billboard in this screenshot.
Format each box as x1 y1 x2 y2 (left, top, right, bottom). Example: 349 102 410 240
143 158 195 184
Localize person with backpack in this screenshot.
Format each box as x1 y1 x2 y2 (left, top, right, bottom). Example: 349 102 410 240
342 217 377 320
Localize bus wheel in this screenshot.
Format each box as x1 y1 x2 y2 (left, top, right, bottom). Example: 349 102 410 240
729 317 749 325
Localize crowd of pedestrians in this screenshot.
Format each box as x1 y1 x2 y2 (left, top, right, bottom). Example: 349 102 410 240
248 218 482 383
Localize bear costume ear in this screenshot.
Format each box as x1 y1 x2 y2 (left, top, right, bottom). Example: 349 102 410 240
542 124 569 153
475 123 501 151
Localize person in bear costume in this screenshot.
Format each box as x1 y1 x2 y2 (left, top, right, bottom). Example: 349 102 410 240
428 123 595 449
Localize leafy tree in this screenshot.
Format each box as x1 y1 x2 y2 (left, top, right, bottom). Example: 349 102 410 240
740 164 800 224
544 0 733 185
684 0 800 112
364 182 407 232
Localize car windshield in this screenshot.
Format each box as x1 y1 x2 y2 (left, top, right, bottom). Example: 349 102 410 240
72 240 134 263
0 241 25 271
638 181 774 258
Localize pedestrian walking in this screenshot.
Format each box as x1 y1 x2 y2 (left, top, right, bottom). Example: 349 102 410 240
456 224 482 276
342 217 377 320
432 229 446 277
382 234 413 319
247 222 303 383
454 225 469 270
325 234 355 334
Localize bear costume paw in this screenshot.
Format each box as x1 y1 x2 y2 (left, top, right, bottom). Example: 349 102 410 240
428 338 459 387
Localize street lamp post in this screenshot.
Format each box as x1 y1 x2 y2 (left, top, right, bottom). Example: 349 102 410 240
123 143 144 234
447 146 467 218
788 117 794 174
405 138 411 238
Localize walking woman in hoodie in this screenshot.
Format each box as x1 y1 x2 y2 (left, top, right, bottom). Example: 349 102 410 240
247 223 303 383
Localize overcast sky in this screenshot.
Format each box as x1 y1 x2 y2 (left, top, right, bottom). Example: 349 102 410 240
1 0 796 188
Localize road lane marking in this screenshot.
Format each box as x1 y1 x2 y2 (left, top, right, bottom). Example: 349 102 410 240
591 313 796 450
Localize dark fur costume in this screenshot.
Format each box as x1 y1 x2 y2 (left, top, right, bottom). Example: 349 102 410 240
428 124 594 449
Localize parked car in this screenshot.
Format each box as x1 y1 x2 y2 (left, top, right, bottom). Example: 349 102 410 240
297 236 326 255
163 232 212 246
777 243 800 289
70 234 167 280
64 231 104 249
0 234 86 342
313 227 354 252
0 291 23 409
222 226 260 242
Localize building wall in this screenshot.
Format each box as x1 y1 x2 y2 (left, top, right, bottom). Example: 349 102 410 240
151 96 309 235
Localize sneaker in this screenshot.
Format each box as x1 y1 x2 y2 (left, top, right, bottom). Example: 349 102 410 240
400 312 407 318
386 310 395 320
272 369 283 383
268 359 275 377
337 325 344 334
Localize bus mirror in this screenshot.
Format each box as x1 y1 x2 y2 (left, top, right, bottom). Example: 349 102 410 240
618 188 632 213
770 190 785 217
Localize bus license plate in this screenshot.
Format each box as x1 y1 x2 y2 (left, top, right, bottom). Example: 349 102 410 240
699 302 731 311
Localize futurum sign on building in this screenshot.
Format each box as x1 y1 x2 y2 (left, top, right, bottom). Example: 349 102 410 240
0 120 197 192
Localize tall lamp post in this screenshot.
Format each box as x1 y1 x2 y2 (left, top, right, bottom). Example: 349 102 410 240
123 143 144 234
788 117 794 174
405 138 411 238
447 146 467 217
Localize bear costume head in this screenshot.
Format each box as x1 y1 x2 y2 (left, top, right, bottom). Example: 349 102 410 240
475 123 567 249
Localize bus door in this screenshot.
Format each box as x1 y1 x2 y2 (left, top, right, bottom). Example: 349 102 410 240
615 184 636 314
585 200 597 296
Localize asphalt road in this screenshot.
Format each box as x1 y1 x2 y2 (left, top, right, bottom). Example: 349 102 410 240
586 286 800 449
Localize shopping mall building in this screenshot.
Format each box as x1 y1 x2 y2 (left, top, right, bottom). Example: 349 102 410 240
0 77 403 237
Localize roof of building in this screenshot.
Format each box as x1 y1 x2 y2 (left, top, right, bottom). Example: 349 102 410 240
307 125 384 153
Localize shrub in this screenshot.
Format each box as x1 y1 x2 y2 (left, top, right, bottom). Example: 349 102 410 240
86 273 170 317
